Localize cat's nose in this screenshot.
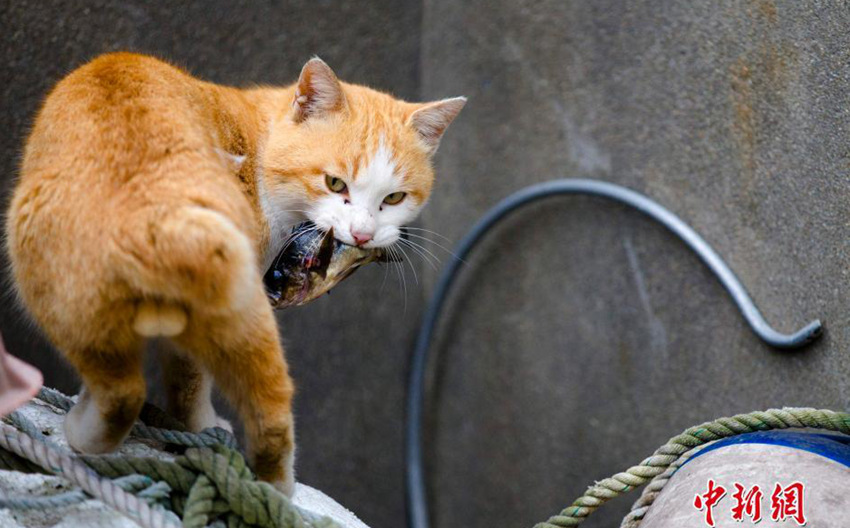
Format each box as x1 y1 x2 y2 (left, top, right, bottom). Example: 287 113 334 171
351 231 373 246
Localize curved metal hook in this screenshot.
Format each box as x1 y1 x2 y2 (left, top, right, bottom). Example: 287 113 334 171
405 178 823 528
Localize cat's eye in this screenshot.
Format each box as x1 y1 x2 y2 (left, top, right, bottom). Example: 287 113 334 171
383 192 407 205
325 175 347 193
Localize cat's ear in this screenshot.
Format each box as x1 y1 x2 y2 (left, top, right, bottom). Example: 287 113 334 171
292 57 346 123
407 97 467 153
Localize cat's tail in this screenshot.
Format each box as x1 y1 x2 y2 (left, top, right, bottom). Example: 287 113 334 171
115 206 257 338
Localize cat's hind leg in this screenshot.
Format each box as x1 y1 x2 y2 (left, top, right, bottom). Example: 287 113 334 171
175 289 296 496
64 338 146 454
159 343 231 432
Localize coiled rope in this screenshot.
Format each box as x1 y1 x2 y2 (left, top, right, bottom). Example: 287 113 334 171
0 387 340 528
534 407 850 528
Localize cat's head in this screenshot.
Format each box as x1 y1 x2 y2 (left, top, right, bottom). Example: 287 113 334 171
260 58 464 250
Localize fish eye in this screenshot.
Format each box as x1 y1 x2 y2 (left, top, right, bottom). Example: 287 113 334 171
325 175 347 193
383 192 407 205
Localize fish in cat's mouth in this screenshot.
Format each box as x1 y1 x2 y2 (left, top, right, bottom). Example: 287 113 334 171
263 221 401 308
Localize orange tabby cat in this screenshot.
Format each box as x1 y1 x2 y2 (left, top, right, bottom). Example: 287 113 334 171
5 52 464 493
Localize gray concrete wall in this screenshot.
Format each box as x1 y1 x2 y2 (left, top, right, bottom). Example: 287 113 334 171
4 2 850 528
419 1 850 527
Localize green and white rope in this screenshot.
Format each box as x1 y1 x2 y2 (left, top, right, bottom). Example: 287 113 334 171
0 419 179 528
618 444 707 528
0 388 340 528
534 407 850 528
0 474 171 510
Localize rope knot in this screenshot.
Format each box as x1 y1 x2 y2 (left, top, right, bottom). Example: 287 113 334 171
0 388 342 528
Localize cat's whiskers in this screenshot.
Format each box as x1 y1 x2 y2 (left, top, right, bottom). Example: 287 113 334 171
399 236 440 263
282 223 318 242
393 243 419 285
303 226 329 260
287 225 318 245
273 229 309 268
276 226 315 258
397 238 439 271
403 231 466 264
401 226 453 243
379 252 393 294
399 237 443 268
272 225 321 268
387 244 407 312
